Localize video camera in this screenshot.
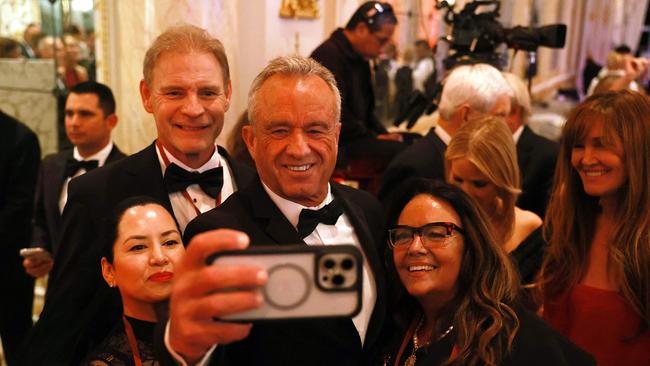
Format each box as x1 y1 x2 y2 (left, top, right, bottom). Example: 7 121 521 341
395 0 567 128
439 0 566 69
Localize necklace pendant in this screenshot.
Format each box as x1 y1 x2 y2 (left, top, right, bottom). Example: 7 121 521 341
404 354 417 366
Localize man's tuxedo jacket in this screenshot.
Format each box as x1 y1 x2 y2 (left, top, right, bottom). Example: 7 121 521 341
378 126 559 218
516 126 559 218
378 128 447 204
20 142 255 366
31 146 126 258
0 111 40 363
182 178 387 366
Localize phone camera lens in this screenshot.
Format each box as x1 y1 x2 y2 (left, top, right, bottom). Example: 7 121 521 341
332 274 345 286
341 258 354 270
323 259 336 269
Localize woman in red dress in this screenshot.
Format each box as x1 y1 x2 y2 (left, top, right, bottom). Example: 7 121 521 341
539 90 650 366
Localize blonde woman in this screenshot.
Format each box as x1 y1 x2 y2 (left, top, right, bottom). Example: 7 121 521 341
445 116 543 286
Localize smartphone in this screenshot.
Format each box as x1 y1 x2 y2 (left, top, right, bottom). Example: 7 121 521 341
207 244 362 322
19 247 52 262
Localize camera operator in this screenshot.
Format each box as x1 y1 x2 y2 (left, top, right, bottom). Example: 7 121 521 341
311 1 405 168
378 63 512 203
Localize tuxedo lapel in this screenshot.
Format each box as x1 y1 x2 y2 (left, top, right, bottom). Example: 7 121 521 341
46 150 72 232
121 142 173 213
243 179 304 245
106 145 126 163
334 185 381 275
218 145 255 190
517 126 534 170
332 184 386 349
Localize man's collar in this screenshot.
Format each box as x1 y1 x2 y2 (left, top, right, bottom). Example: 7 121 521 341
512 125 525 144
73 141 114 166
156 143 221 173
261 182 333 228
434 126 452 145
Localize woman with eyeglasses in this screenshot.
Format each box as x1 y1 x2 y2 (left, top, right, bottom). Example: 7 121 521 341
445 116 544 292
539 90 650 366
83 196 185 365
375 178 593 366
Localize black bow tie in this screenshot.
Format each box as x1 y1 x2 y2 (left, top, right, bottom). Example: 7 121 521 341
297 198 344 239
64 159 98 178
163 163 223 199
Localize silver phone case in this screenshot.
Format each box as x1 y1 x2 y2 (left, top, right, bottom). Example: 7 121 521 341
207 244 362 322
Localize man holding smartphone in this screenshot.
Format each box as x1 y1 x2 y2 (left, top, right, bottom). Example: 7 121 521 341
23 81 125 280
166 56 386 366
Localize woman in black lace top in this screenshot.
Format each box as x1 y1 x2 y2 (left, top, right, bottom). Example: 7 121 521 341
84 196 185 365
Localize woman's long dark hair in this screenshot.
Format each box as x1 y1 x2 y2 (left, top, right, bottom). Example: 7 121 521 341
540 90 650 332
384 178 520 366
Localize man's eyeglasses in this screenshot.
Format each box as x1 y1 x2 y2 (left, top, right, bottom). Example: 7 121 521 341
371 33 391 46
388 222 465 249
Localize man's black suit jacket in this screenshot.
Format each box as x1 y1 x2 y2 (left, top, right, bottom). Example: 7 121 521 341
0 111 40 363
20 143 255 366
378 128 447 204
182 178 387 366
516 126 559 218
31 145 126 258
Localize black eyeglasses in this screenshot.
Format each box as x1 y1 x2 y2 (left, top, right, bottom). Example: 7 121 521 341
388 222 465 249
363 2 394 26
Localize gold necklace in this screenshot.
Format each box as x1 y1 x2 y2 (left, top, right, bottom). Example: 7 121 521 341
404 315 454 366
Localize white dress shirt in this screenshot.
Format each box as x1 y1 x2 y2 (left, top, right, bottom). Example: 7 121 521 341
59 142 114 213
156 144 236 233
512 124 524 144
434 125 452 146
263 183 377 345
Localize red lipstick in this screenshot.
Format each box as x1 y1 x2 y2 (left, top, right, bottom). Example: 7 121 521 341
149 271 173 282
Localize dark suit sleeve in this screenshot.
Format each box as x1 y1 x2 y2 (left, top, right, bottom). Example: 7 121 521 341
537 143 559 216
31 157 51 251
378 164 415 205
20 181 121 365
0 128 40 249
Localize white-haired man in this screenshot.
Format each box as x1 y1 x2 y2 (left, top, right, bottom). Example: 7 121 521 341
378 63 512 202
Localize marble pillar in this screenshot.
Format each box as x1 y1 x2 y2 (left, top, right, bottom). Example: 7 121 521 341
0 59 58 156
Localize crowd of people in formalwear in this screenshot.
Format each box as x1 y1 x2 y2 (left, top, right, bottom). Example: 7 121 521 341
0 2 649 365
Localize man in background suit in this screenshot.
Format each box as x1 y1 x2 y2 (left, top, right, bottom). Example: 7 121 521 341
164 56 386 366
0 110 40 365
378 63 513 203
502 72 559 217
23 81 125 280
311 1 404 166
20 24 255 365
20 23 40 59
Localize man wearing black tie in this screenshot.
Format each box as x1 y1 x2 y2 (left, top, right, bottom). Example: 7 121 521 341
20 24 255 365
164 56 386 366
23 81 125 280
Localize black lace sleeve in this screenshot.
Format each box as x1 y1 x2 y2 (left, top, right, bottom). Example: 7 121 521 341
82 317 159 366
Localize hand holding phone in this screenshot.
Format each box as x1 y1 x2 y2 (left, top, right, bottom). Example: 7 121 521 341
168 229 265 362
20 247 53 278
207 244 362 322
